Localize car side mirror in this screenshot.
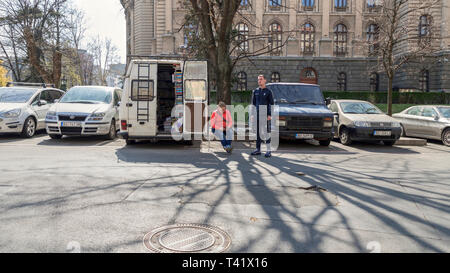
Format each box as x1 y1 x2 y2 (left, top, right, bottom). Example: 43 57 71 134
54 99 59 103
38 100 47 106
333 112 339 117
117 101 121 107
325 98 331 106
434 115 439 121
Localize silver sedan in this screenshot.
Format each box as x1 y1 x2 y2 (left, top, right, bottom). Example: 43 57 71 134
393 105 450 146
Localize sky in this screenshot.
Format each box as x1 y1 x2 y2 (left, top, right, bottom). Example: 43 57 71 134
75 0 126 64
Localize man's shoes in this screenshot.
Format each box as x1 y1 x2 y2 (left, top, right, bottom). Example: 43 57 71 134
251 150 261 156
265 151 272 158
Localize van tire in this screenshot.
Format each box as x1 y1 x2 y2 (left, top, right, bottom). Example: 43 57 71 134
21 116 36 138
105 120 117 140
126 139 136 145
319 139 331 146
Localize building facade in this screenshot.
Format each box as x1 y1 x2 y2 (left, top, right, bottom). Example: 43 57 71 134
120 0 450 92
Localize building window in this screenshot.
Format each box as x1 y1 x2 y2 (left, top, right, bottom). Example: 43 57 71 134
370 73 379 92
335 0 347 11
300 23 315 55
269 22 282 56
366 0 381 11
300 67 318 84
302 0 315 11
419 70 429 92
237 71 247 91
419 15 432 44
271 72 281 83
334 24 348 56
240 0 251 10
337 72 347 91
236 23 249 52
367 24 379 55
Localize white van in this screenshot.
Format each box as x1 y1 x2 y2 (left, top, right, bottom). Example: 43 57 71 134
119 58 209 145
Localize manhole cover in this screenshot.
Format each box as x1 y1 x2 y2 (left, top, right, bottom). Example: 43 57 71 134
143 224 231 253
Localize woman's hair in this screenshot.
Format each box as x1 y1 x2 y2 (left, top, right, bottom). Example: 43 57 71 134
218 101 226 108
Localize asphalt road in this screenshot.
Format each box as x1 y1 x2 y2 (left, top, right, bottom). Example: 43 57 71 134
0 132 449 253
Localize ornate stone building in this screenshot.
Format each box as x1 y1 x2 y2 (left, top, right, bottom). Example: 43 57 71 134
120 0 450 92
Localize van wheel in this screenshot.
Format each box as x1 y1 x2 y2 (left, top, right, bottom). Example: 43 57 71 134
339 127 352 145
105 120 117 140
319 139 331 146
21 117 36 138
442 129 450 147
49 134 62 139
383 140 396 146
126 139 136 145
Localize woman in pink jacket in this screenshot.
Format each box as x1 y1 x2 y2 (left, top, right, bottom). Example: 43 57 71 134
210 101 233 153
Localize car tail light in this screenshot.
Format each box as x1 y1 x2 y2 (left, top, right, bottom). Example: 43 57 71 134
121 120 127 130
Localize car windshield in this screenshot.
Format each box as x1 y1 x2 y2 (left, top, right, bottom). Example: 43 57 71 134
437 107 450 118
60 87 112 104
269 84 325 105
340 102 383 114
0 88 38 103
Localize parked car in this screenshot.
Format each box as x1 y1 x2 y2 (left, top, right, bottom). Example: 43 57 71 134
393 105 450 146
0 83 65 138
268 83 334 146
328 100 402 146
45 86 122 139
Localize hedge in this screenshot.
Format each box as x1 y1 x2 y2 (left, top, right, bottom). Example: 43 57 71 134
210 90 450 105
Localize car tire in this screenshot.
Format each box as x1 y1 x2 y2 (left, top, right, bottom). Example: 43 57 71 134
105 120 117 140
400 124 406 137
319 139 331 146
339 127 352 146
21 117 36 138
383 140 396 146
125 139 136 145
442 129 450 147
49 134 62 139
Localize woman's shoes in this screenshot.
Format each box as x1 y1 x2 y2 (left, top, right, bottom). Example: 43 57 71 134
224 145 233 154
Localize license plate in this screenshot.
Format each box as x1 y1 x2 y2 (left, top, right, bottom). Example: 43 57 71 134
61 121 81 127
296 134 314 139
374 130 391 136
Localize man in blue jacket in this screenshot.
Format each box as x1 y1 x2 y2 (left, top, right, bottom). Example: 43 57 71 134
250 75 274 158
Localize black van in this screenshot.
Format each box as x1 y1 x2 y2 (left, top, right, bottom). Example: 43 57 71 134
268 83 334 146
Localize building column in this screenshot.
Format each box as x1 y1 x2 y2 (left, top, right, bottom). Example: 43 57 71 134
166 0 173 34
319 0 332 56
255 0 264 35
352 0 364 57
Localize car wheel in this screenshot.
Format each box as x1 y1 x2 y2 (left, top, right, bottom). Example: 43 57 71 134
442 129 450 147
339 127 352 145
125 139 136 145
319 139 331 146
21 117 36 138
105 120 117 140
384 140 396 146
400 124 406 137
49 134 62 139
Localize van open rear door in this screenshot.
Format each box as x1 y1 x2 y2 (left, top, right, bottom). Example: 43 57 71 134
183 61 208 138
128 62 158 137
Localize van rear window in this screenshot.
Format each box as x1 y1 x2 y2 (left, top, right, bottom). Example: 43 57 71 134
185 80 207 101
131 80 154 101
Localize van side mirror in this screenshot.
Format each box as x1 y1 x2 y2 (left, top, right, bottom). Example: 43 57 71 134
325 98 331 106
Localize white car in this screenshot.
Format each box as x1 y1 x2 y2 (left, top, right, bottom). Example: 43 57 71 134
45 86 122 139
0 83 65 137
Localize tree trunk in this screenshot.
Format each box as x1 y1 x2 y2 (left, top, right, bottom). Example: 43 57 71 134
215 41 233 105
387 75 393 117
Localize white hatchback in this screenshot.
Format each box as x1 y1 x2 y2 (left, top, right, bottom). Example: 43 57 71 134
0 84 65 137
45 86 122 139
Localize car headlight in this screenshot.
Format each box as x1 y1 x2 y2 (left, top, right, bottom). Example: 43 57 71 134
46 111 57 121
354 121 370 127
0 109 21 118
323 117 333 128
88 112 106 121
391 122 401 128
